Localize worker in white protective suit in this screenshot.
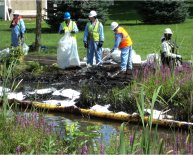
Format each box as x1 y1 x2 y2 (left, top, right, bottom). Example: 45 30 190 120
10 11 26 47
161 28 182 68
83 10 104 67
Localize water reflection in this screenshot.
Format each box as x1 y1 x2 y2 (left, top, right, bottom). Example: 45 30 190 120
44 112 120 143
41 112 190 147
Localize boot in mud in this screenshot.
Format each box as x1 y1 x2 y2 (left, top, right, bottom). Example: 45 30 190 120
125 69 133 80
110 70 127 78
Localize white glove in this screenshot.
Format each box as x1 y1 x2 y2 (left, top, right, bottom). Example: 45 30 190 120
176 55 182 59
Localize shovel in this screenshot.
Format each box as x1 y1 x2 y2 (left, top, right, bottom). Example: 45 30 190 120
96 52 112 66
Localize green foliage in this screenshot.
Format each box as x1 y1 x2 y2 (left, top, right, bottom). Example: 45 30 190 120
25 61 44 75
46 0 110 31
2 47 24 67
0 113 47 153
141 65 193 120
1 60 18 116
136 0 189 24
62 122 101 154
41 135 57 154
104 86 137 113
0 113 101 154
79 84 137 113
118 123 126 154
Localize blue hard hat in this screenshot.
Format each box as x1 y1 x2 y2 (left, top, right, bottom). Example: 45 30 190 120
64 12 71 19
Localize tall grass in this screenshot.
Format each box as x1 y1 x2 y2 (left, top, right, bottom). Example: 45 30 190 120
1 60 17 116
116 85 193 154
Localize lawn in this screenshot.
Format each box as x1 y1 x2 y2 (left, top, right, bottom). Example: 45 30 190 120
0 1 193 61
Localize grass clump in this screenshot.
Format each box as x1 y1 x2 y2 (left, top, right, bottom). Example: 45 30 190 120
0 112 56 154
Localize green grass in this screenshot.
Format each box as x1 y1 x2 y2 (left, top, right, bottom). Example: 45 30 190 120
0 2 193 60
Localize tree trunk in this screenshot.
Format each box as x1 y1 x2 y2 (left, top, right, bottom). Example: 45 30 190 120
35 0 42 52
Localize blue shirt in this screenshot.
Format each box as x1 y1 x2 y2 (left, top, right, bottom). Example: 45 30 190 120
113 33 122 50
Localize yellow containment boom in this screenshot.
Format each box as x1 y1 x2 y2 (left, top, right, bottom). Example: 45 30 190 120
0 99 192 129
32 101 193 129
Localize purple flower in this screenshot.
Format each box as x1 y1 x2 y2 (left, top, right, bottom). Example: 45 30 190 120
83 144 88 155
100 143 104 155
130 135 134 147
137 148 141 155
16 145 21 155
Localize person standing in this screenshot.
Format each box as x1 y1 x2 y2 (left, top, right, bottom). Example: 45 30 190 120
110 22 133 73
83 10 104 67
57 12 80 68
58 12 78 35
10 11 26 47
161 28 182 68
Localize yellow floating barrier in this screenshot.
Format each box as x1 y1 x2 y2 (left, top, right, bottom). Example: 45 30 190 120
32 101 193 129
1 99 193 129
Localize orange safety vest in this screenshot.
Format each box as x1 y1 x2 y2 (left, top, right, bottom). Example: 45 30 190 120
116 27 133 48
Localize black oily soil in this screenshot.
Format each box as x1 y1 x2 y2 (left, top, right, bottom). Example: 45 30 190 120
17 64 139 90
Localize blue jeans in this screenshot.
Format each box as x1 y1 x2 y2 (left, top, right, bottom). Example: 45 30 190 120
87 40 102 65
120 46 132 71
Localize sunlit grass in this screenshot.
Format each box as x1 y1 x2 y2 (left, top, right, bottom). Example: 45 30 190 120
0 18 192 60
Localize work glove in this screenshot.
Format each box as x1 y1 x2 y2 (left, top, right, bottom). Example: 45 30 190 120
60 30 64 34
21 37 24 45
71 30 76 34
84 42 88 48
176 55 182 60
20 33 24 44
110 49 114 53
98 41 103 48
20 33 24 38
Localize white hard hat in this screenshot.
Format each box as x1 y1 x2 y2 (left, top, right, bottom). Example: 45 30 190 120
164 28 173 34
110 22 119 30
13 10 20 15
89 10 97 17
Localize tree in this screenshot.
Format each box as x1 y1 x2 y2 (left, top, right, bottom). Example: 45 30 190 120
136 0 189 24
35 0 42 52
45 0 110 31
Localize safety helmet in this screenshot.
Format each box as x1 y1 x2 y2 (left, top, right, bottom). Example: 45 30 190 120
164 28 173 34
13 10 20 16
64 12 71 20
110 22 119 30
89 10 97 17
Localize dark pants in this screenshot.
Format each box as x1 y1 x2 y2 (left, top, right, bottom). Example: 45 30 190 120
161 53 176 70
161 53 182 71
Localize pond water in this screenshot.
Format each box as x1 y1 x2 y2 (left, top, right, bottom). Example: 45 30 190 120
44 112 120 143
41 111 189 146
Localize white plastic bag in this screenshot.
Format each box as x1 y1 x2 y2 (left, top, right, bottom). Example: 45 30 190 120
146 53 160 64
57 33 80 69
0 48 10 60
69 37 80 66
22 43 29 55
111 49 121 63
111 49 142 64
132 50 141 64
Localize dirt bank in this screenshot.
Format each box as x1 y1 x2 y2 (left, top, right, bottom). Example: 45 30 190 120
22 55 142 90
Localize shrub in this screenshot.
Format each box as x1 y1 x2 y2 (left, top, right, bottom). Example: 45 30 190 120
141 64 193 121
45 0 110 31
136 0 189 24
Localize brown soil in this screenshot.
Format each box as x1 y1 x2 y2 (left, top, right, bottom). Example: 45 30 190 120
20 56 142 111
23 55 142 90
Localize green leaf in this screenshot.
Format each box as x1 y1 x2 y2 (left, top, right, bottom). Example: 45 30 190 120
118 123 126 154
